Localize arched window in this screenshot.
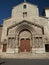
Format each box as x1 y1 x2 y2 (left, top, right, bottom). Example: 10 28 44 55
23 12 27 18
23 5 26 9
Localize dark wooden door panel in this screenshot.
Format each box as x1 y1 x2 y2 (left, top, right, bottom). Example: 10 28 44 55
2 44 7 52
20 39 25 52
25 39 30 52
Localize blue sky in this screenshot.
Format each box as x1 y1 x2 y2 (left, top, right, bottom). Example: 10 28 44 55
0 0 49 24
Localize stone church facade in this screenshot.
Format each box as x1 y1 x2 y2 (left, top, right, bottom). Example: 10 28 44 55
0 2 49 55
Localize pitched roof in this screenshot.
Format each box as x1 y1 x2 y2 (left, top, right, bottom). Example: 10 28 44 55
12 2 37 9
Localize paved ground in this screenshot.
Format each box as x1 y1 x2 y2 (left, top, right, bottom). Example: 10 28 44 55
0 59 49 65
0 52 49 59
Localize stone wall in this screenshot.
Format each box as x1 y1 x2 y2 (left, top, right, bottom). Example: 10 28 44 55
0 25 3 47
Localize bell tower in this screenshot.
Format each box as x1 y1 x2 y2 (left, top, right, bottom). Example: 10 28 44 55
24 0 26 2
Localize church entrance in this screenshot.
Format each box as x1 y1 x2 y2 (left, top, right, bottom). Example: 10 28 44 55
20 38 30 52
18 28 32 53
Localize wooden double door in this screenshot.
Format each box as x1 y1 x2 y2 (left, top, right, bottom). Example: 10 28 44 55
20 38 30 52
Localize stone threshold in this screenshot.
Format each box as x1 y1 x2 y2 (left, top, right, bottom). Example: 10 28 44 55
0 53 49 59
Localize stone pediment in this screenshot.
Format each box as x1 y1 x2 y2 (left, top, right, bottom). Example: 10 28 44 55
7 20 44 35
8 20 43 29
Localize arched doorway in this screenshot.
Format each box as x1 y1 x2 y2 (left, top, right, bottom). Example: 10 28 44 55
18 29 32 52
